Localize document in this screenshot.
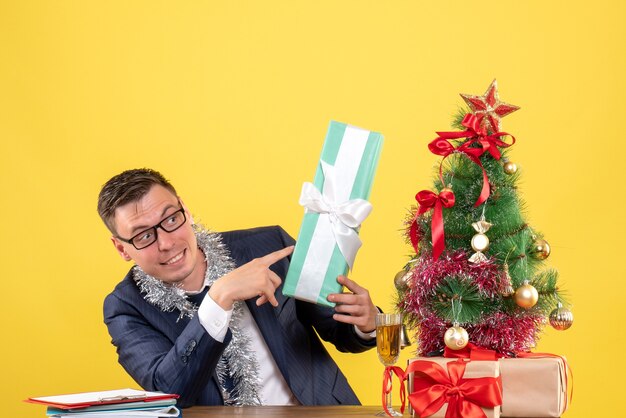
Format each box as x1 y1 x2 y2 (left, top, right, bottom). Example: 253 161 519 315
27 388 178 410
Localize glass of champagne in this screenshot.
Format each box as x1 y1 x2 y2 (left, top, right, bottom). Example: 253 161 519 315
376 313 403 417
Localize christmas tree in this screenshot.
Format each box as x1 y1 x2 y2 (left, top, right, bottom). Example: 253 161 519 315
397 80 574 356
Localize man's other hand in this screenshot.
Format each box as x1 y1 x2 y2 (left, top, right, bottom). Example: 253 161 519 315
327 276 378 333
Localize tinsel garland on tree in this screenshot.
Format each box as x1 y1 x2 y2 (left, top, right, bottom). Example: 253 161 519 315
397 80 573 356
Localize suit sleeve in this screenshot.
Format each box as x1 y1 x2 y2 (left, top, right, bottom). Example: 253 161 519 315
103 290 230 407
276 227 376 353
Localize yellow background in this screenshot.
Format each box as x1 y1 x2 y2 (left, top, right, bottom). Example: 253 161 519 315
1 1 623 417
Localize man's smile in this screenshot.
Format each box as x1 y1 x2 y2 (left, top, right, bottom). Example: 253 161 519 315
162 249 185 265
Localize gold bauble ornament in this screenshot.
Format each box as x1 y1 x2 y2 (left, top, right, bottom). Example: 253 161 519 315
444 323 469 350
514 280 539 309
531 239 551 260
394 269 412 291
549 303 574 330
503 160 518 175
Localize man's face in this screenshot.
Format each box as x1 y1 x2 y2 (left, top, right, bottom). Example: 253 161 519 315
110 185 204 290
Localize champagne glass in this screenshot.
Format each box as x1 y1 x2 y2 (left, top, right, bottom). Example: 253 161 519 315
376 313 403 417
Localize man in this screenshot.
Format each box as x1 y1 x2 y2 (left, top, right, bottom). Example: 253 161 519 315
99 168 379 408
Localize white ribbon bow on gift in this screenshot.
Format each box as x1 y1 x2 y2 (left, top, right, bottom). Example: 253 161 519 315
299 161 372 270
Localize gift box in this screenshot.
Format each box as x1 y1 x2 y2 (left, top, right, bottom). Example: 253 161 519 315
407 357 502 418
499 357 568 417
283 121 383 307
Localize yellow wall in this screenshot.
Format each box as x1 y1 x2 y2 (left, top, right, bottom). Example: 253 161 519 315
1 1 623 416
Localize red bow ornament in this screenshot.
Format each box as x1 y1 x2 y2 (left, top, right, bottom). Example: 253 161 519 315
406 359 503 418
428 114 515 207
412 188 455 260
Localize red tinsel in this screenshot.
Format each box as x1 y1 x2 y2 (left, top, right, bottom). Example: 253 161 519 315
404 250 505 303
400 250 543 355
467 312 545 354
414 311 449 355
412 310 544 356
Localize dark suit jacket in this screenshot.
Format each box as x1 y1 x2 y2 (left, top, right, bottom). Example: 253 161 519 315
103 226 375 408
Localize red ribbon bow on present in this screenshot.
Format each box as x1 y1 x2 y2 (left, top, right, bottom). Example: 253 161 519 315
411 188 456 260
405 359 503 418
381 366 406 417
443 343 504 361
428 114 516 207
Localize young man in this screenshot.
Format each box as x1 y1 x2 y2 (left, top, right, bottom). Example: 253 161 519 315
98 168 379 408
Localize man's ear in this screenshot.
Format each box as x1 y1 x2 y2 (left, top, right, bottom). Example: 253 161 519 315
111 236 133 262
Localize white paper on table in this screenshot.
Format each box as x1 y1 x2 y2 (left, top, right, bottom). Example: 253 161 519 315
32 388 172 406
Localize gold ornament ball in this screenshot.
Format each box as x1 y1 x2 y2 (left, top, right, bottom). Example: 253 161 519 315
394 269 411 291
514 281 539 309
471 233 490 252
503 161 518 175
531 239 551 260
549 304 574 330
444 325 469 350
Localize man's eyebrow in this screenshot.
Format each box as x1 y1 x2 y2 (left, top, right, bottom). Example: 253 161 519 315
129 203 179 236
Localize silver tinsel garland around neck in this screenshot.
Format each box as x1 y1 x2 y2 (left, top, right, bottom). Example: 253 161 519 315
133 224 263 406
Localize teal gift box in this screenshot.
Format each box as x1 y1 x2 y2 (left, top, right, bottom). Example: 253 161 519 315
283 121 383 307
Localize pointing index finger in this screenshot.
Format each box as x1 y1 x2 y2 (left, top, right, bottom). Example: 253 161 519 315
260 245 295 266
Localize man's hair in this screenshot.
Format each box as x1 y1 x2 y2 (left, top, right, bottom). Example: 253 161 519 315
98 168 178 235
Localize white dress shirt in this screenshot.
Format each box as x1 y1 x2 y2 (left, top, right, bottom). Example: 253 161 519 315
193 290 375 405
197 294 298 405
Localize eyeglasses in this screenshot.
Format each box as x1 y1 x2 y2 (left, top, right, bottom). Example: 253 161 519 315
117 204 187 250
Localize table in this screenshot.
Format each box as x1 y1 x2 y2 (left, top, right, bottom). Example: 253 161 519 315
182 406 398 417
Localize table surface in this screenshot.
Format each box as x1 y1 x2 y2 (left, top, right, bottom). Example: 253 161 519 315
181 405 402 417
180 405 560 418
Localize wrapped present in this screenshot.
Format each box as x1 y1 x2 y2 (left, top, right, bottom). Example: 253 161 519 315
499 356 569 417
406 357 502 418
283 121 383 307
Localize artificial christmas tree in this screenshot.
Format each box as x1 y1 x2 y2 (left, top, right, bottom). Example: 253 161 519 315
398 81 573 417
398 80 573 355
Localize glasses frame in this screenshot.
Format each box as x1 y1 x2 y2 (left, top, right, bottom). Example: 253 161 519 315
116 202 187 250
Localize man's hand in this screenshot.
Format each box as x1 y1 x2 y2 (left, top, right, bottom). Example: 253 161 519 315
327 275 378 333
208 246 294 310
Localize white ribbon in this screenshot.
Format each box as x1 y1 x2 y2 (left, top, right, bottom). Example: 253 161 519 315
298 161 372 269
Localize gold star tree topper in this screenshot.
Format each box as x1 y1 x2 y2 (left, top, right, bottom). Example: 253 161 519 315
460 79 520 133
